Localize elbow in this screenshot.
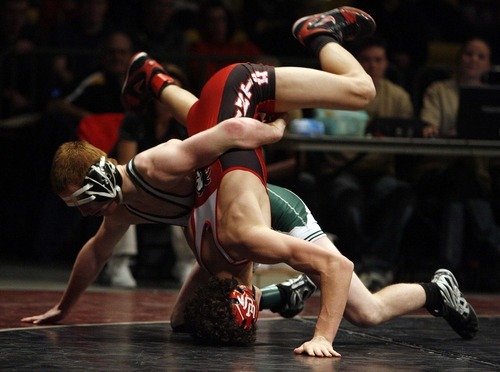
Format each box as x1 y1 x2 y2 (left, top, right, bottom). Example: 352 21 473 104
323 253 354 279
220 118 246 146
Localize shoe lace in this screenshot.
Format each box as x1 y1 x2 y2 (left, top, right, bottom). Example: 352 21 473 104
436 275 470 317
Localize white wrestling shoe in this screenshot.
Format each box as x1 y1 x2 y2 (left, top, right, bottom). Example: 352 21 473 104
431 269 478 339
273 274 317 318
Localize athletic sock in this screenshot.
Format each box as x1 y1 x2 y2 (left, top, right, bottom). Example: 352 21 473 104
420 282 444 316
259 284 286 312
308 35 338 56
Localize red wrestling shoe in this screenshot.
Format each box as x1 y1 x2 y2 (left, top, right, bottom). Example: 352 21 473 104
292 6 376 46
121 52 175 112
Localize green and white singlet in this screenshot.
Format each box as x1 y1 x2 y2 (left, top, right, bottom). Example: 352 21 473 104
267 184 326 242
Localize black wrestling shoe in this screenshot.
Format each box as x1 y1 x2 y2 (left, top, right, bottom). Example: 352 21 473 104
292 6 376 46
275 274 317 318
431 269 478 339
121 52 174 112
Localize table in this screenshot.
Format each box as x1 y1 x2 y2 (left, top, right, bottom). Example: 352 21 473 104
277 134 500 157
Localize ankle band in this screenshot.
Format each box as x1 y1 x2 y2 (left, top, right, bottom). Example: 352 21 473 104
308 35 338 56
150 73 174 98
260 284 286 312
420 282 443 317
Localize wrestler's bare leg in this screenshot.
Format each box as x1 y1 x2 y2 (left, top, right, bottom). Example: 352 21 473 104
159 84 197 124
308 236 426 327
274 42 375 113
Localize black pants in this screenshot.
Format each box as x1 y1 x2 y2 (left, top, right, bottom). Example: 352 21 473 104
326 172 416 272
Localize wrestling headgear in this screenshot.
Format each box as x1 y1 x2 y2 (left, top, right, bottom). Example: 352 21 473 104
229 284 259 330
62 156 123 207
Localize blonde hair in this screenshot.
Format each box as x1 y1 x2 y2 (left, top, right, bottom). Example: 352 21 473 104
51 141 117 194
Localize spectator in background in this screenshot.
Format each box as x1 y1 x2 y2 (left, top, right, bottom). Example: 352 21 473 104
420 38 491 138
457 0 500 63
32 31 135 263
188 0 262 93
355 37 414 120
414 37 500 285
319 36 416 292
45 30 133 123
47 0 115 96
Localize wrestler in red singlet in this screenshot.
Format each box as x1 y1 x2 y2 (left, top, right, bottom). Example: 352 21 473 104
186 63 277 272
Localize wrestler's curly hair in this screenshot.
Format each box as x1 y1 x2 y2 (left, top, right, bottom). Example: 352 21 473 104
184 277 257 346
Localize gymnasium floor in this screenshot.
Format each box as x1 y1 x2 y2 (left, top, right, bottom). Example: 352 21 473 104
1 262 499 371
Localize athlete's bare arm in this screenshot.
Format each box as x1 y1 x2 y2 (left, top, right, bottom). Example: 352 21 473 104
215 172 353 357
21 218 130 324
148 116 286 176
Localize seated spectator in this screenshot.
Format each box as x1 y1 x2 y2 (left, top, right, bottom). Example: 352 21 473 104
188 0 262 93
420 38 491 138
414 37 500 286
457 0 500 63
319 36 416 292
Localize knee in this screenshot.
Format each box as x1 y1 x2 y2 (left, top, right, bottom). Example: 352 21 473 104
345 296 386 327
352 74 376 108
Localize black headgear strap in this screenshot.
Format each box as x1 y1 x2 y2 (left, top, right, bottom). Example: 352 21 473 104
62 157 123 207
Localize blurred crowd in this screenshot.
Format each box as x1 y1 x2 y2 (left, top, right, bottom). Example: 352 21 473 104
1 0 499 291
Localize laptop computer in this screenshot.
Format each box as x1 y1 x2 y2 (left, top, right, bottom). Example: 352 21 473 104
456 85 500 140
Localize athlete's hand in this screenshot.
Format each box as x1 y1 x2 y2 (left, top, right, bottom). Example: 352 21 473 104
294 336 341 358
422 124 439 138
221 114 288 150
21 306 65 325
265 113 288 143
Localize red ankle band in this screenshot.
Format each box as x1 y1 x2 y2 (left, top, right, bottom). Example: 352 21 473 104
150 74 174 98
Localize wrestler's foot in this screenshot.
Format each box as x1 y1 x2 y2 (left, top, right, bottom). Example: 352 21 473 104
274 274 317 318
121 52 175 112
292 6 376 46
430 269 478 339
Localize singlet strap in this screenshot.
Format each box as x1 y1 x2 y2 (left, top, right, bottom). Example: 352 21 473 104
126 157 193 209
